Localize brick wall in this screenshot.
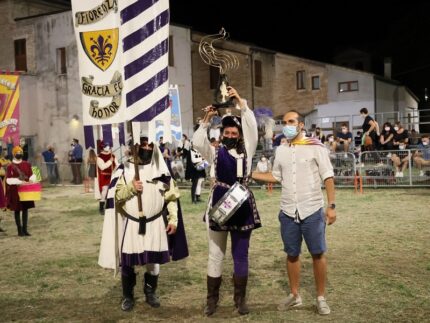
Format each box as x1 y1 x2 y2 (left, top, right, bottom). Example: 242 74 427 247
274 54 328 118
191 31 329 124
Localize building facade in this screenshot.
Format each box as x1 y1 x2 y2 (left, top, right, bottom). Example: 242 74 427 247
0 1 419 165
0 3 193 163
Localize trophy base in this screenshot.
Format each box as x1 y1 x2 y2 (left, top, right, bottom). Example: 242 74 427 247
212 99 235 109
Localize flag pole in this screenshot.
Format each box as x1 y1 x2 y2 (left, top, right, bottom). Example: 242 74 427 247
129 121 146 234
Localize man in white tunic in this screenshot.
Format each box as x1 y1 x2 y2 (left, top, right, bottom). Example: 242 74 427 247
98 138 188 312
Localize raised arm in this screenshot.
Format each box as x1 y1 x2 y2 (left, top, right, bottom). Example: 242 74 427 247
192 107 217 164
240 101 258 159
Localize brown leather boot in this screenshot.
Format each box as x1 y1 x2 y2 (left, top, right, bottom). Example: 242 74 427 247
204 276 222 316
233 275 249 315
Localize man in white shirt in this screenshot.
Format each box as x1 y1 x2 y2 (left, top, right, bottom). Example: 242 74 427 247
252 110 336 315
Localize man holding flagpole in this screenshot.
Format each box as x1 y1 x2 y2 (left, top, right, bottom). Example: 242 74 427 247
71 0 184 313
98 137 188 311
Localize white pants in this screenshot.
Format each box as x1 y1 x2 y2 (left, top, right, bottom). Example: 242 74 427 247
196 177 204 195
206 212 227 277
146 263 160 275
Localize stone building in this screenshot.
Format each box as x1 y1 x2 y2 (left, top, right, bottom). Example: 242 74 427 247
0 0 418 167
0 1 193 165
191 31 328 121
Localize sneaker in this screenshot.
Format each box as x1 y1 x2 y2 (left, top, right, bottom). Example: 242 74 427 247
386 153 392 158
277 293 302 311
398 172 404 178
419 170 425 177
121 297 135 311
344 153 348 158
316 296 331 315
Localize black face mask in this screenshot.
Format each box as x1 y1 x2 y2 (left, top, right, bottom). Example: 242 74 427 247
222 137 239 150
15 154 23 160
138 148 153 164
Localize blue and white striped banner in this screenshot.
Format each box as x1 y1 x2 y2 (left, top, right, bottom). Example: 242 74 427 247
120 0 170 121
71 0 170 128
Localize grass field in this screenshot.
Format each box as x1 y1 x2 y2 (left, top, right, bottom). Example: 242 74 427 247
0 185 429 322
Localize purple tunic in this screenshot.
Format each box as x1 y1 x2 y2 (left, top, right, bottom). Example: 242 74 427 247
209 147 261 232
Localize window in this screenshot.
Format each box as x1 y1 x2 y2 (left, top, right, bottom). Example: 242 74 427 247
209 65 220 90
14 39 27 71
56 48 67 74
168 35 174 67
338 81 359 92
296 70 305 90
254 60 262 87
312 76 320 90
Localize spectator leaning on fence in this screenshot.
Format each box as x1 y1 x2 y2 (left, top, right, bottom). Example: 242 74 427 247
42 145 59 184
69 138 83 185
413 135 430 176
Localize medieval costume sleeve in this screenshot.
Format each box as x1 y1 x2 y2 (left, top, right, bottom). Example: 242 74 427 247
239 100 258 175
97 155 115 171
193 124 214 164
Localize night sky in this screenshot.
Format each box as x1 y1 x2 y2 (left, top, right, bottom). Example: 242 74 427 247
170 0 430 106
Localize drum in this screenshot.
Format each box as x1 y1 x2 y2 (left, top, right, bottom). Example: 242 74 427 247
18 182 42 201
209 182 250 225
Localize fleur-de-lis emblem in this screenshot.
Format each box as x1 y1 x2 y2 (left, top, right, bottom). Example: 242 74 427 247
222 200 233 209
90 35 113 66
80 28 118 71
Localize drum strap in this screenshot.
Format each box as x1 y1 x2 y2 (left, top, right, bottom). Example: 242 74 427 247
12 164 29 181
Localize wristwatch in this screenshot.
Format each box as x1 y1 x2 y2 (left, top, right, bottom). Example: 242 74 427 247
328 203 336 209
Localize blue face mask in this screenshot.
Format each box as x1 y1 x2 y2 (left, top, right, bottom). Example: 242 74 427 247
283 125 299 140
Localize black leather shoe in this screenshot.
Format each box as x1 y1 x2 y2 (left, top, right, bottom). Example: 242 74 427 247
121 297 134 311
145 292 160 308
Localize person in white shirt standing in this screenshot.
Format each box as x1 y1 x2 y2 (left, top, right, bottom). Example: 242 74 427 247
252 110 336 315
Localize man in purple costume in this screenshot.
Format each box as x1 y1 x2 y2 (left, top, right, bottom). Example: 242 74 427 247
193 86 260 316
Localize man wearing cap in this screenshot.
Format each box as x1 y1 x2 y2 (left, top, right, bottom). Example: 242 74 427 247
96 142 117 215
6 146 37 236
98 137 188 312
193 86 260 316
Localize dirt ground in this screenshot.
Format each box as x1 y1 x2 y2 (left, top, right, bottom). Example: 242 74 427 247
0 185 429 322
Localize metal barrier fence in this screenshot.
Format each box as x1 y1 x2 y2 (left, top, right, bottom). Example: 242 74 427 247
258 149 430 189
357 149 430 188
3 152 427 190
